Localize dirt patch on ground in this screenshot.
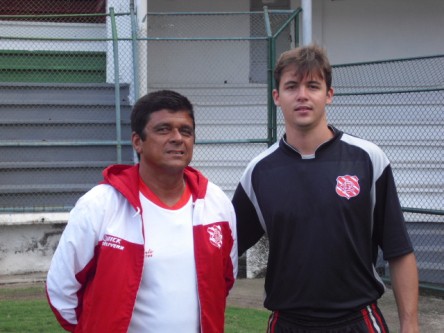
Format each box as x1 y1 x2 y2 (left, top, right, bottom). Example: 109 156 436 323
0 281 46 301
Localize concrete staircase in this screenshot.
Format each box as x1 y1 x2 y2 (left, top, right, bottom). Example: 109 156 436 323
0 83 133 211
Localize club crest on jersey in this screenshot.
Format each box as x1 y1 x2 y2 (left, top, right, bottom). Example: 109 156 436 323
207 225 223 248
336 175 360 199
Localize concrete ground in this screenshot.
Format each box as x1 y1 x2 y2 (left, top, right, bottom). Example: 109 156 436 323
228 278 444 333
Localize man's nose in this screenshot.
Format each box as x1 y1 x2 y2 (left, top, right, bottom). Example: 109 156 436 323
296 86 308 100
170 128 183 141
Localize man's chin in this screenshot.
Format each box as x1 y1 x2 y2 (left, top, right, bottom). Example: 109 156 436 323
163 160 191 172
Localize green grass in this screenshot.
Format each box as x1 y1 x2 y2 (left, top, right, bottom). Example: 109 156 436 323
0 285 270 332
225 307 270 332
0 299 66 333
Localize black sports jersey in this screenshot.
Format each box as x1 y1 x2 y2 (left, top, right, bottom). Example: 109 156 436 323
232 126 413 319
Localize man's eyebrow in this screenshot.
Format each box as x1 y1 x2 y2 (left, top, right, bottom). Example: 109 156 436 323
283 80 298 86
152 122 193 129
152 122 171 128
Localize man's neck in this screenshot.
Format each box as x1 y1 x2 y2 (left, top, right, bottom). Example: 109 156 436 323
285 125 334 156
139 166 186 207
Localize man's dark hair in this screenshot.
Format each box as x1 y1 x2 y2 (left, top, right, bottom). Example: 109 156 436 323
274 44 332 92
131 90 195 140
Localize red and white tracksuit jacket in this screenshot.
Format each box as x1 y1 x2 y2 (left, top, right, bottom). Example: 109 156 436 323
46 164 237 333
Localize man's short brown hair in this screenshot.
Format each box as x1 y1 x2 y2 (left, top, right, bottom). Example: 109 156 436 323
274 44 332 91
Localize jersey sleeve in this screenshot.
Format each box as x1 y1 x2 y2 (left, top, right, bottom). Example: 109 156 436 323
232 182 265 256
373 164 414 260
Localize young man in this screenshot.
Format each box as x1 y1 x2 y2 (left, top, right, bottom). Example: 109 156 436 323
232 45 419 333
46 90 237 333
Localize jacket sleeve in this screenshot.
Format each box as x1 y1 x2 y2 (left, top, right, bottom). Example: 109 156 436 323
46 186 104 331
204 181 238 295
226 198 238 294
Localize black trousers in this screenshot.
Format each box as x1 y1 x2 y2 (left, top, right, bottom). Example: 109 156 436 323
267 303 389 333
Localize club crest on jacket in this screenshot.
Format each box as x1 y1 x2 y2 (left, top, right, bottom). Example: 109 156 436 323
207 225 223 248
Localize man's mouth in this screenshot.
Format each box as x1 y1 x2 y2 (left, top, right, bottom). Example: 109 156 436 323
167 150 185 155
295 105 312 111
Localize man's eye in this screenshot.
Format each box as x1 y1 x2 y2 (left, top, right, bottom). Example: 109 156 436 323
180 128 194 137
156 127 170 133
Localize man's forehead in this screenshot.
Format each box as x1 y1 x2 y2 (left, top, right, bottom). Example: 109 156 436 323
147 109 194 126
282 66 324 82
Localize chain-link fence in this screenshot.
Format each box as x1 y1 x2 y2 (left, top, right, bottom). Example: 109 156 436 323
138 9 299 199
0 2 442 289
0 4 300 212
328 57 444 289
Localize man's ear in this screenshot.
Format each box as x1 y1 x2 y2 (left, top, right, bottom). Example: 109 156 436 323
326 87 334 105
272 89 280 106
132 132 142 154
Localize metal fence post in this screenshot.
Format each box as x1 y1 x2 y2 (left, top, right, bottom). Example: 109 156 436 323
109 7 122 163
264 6 277 147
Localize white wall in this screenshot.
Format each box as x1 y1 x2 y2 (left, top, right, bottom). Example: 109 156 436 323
144 0 251 85
148 0 248 12
0 20 106 52
143 0 444 84
309 0 444 64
